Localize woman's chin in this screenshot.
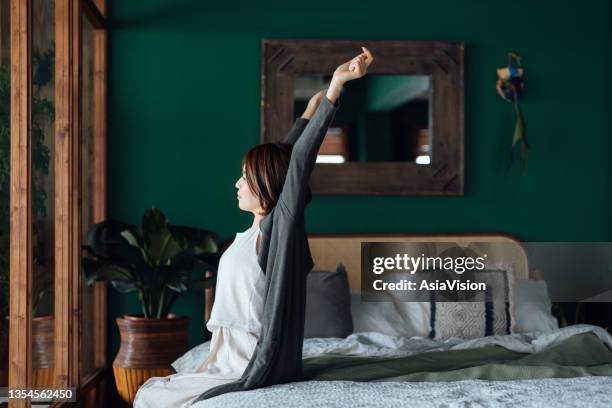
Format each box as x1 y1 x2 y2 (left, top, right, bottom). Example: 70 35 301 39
237 200 255 213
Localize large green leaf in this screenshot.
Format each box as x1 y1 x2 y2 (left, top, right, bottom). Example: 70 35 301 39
111 280 138 293
87 220 139 259
169 224 219 254
82 257 135 287
121 230 152 266
87 229 148 280
159 250 217 293
142 208 183 264
120 229 140 247
159 253 192 293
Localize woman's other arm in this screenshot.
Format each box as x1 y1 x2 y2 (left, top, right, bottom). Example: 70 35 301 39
278 47 374 216
282 91 326 146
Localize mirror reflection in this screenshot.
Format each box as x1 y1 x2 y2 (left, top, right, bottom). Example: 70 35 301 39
31 0 56 388
294 75 431 164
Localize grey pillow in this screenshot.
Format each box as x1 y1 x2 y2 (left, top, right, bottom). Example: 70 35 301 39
304 263 354 338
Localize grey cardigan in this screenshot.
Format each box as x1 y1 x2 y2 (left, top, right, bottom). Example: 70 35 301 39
192 97 339 403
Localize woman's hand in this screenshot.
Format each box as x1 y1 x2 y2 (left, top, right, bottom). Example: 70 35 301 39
326 47 374 104
333 47 374 83
301 90 327 120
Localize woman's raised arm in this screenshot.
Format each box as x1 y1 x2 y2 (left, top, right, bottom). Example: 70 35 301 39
277 47 374 216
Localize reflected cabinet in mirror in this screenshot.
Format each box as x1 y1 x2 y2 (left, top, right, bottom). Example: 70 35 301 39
261 40 464 195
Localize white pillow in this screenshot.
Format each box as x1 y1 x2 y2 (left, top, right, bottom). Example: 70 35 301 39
350 292 430 338
513 279 558 333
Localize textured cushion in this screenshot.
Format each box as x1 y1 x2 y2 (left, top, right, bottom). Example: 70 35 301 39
305 263 354 338
429 264 516 340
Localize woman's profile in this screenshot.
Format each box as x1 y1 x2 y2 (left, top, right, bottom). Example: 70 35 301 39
133 47 374 408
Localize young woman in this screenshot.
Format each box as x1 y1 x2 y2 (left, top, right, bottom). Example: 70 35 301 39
133 47 374 408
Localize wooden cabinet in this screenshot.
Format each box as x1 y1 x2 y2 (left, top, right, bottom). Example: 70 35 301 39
3 1 108 406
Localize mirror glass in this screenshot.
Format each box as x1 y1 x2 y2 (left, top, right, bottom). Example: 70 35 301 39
293 75 431 164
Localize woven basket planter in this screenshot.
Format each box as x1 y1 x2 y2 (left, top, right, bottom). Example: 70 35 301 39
112 314 190 406
0 316 55 387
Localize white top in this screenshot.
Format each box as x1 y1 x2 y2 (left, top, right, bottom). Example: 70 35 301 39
206 224 266 333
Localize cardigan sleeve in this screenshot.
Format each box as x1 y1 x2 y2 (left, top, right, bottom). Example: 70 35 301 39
283 117 310 146
278 97 338 216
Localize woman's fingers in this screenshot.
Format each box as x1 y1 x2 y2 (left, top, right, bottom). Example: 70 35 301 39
356 62 365 76
350 48 372 72
361 46 374 66
356 58 366 73
348 58 366 77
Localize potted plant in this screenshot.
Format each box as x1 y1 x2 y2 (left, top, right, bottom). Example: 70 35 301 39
82 207 218 405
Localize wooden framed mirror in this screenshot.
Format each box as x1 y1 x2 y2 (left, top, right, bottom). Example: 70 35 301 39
261 39 464 195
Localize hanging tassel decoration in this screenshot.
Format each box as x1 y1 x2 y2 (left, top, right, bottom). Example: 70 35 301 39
496 52 529 174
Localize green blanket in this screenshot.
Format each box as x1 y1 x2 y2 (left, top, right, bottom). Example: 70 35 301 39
303 332 612 382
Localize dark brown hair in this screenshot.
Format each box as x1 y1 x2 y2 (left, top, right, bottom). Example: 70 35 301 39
242 142 311 215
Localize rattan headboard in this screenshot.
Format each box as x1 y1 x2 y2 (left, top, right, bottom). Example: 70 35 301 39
308 233 530 291
204 233 529 323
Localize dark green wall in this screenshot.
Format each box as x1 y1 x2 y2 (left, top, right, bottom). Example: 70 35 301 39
106 0 611 373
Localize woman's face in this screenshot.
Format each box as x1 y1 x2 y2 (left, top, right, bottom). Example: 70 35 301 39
235 166 263 214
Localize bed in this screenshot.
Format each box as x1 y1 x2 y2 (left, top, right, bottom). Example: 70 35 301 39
182 233 612 407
